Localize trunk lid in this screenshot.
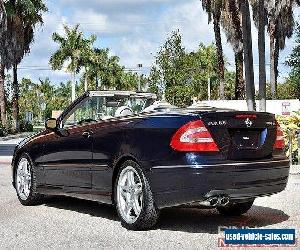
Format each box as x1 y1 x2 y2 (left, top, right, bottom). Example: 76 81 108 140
199 111 277 160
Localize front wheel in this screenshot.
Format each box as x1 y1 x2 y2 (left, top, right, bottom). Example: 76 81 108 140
115 160 159 230
15 154 44 206
217 199 254 216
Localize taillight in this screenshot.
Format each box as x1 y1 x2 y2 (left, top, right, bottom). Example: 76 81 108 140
170 120 219 152
273 122 285 149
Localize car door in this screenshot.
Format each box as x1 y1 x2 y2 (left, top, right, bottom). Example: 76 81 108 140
90 119 125 203
41 97 96 195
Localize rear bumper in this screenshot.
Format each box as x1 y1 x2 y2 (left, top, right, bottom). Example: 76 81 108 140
147 159 290 208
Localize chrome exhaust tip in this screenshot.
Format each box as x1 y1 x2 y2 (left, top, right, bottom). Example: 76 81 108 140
219 197 230 206
198 196 230 207
208 197 219 206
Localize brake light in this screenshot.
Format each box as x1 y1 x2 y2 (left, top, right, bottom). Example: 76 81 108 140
170 120 219 152
273 122 285 149
235 114 257 119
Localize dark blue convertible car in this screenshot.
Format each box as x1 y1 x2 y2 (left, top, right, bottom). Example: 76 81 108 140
12 91 290 230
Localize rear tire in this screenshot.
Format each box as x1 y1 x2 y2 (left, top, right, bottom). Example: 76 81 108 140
115 160 159 230
15 154 44 206
217 199 254 216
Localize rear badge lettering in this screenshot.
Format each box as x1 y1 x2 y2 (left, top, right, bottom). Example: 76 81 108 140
207 121 227 126
266 121 276 126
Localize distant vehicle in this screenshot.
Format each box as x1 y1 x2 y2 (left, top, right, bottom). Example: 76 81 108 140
12 91 289 230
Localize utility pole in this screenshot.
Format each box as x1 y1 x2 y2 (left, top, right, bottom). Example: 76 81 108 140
138 64 143 91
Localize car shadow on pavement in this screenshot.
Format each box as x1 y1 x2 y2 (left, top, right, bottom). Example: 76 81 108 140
157 206 290 234
45 196 119 221
44 197 289 233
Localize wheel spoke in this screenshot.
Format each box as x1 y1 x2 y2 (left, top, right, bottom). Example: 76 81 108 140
134 183 142 195
132 195 141 215
23 182 27 195
18 181 23 194
124 201 132 217
120 185 128 200
127 171 135 186
24 173 30 181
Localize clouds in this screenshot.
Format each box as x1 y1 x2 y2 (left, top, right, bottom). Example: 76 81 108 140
17 0 297 85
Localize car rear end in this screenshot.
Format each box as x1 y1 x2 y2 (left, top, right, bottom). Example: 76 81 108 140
147 111 289 208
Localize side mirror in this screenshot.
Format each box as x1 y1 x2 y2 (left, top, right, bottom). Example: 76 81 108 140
45 118 57 130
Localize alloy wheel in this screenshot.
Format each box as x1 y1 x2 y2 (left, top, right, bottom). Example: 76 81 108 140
117 166 143 224
16 158 32 200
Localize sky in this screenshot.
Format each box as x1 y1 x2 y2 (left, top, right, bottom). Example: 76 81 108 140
17 0 300 87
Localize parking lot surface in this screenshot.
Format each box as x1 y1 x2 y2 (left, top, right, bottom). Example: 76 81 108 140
0 164 299 249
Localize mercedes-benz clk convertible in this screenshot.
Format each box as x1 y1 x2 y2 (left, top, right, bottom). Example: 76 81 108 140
12 91 290 230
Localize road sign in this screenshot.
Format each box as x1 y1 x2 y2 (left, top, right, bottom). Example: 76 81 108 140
282 102 291 115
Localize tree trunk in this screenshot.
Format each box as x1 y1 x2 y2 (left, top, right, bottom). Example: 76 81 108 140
212 13 225 100
269 19 276 99
12 64 19 132
0 64 7 127
84 67 88 92
96 74 99 90
84 76 88 92
274 38 280 93
234 51 245 100
228 0 245 100
258 0 266 112
71 72 76 102
241 0 256 111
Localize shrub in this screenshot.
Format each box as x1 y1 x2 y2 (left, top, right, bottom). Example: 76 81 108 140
277 111 300 163
0 123 8 137
19 121 34 133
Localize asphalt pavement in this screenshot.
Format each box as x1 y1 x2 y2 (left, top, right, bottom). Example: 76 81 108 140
0 163 299 249
0 144 16 156
0 138 24 163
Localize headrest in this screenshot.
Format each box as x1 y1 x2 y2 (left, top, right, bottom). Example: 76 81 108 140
115 106 133 117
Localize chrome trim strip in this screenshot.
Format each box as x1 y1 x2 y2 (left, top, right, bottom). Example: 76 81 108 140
152 159 290 169
40 164 109 168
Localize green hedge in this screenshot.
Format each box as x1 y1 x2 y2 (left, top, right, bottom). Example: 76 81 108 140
19 121 34 133
0 123 8 137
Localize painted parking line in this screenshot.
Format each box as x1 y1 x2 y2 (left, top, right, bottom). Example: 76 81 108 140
0 157 12 164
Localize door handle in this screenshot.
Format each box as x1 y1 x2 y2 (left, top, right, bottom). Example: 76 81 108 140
82 130 93 138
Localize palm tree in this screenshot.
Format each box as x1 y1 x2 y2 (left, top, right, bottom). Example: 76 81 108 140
84 48 126 91
1 0 47 130
240 0 256 111
0 0 7 126
251 0 299 100
220 0 245 100
84 48 107 90
50 24 96 101
266 0 298 99
251 0 267 111
201 0 225 99
258 0 267 111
